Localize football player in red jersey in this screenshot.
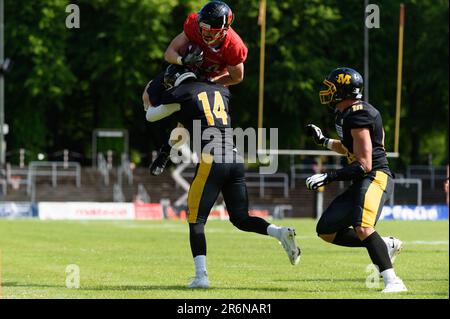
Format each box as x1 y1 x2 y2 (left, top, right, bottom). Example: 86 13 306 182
146 1 248 175
164 1 248 86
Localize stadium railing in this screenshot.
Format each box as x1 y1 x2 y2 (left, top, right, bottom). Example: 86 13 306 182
5 163 29 190
407 165 447 189
26 161 81 202
245 172 289 198
390 178 422 206
180 168 289 198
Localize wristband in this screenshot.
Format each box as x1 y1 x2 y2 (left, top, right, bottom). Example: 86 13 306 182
323 138 333 150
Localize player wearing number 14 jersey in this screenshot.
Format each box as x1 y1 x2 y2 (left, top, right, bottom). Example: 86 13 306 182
146 65 300 288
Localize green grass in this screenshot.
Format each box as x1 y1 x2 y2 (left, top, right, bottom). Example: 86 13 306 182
0 219 448 299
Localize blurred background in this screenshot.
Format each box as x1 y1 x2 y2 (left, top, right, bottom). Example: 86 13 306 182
0 0 448 218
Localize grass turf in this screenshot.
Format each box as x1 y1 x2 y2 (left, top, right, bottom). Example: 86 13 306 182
0 218 448 299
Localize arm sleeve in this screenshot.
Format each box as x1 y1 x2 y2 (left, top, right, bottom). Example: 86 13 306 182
146 103 181 122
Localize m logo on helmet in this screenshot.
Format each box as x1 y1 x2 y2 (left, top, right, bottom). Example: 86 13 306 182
337 74 352 85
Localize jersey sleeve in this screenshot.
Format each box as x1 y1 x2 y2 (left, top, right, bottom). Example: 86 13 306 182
225 39 248 66
183 13 199 42
346 109 373 129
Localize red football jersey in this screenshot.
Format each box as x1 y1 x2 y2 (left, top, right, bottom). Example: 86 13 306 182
183 13 248 78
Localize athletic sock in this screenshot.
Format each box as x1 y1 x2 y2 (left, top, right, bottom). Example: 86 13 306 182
333 228 365 247
267 224 281 239
362 231 393 272
193 255 207 277
189 223 206 257
380 268 397 285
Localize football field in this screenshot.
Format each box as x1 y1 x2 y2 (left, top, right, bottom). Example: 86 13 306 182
0 218 448 299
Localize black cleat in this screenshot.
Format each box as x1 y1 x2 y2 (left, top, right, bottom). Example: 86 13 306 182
150 144 172 176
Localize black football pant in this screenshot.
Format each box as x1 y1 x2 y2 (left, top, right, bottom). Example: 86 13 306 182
188 153 270 257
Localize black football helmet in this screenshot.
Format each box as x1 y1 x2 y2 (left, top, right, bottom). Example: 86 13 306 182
319 67 364 106
197 1 234 45
163 64 197 89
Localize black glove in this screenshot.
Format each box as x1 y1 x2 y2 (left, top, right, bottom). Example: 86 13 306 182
181 44 203 67
306 124 328 147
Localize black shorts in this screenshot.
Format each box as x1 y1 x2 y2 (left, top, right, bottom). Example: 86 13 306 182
316 170 394 234
187 153 249 224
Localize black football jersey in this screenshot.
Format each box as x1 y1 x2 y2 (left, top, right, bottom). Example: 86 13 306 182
335 101 391 175
160 80 234 155
146 71 165 106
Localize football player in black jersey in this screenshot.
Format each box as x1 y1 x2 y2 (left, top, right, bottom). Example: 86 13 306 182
305 67 407 293
146 64 300 288
142 43 204 175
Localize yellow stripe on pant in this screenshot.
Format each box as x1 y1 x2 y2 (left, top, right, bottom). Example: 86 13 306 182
361 171 388 228
187 154 214 223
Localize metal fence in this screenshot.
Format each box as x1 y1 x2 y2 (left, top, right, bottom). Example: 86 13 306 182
27 161 81 202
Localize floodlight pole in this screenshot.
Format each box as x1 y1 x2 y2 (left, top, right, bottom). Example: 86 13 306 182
257 0 266 150
364 0 369 103
0 0 5 167
394 4 405 154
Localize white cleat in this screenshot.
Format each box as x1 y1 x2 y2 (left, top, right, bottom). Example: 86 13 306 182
382 277 408 293
279 227 301 265
383 236 403 264
188 271 210 289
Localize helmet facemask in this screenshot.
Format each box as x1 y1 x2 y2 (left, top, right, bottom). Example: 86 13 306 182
199 22 228 46
319 79 338 105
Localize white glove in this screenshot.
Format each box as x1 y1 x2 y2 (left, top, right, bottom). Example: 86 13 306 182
306 173 329 190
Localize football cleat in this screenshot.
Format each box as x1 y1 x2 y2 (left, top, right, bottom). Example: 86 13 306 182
188 271 210 289
279 227 301 266
383 236 403 264
150 145 171 176
382 277 408 293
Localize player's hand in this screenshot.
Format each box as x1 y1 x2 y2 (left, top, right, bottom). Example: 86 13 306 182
181 44 203 67
306 173 331 190
306 124 327 146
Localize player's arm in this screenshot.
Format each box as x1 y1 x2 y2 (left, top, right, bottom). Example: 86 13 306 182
146 103 181 122
212 63 244 86
326 139 347 155
164 32 190 65
142 80 153 111
351 128 372 173
305 126 370 190
305 124 346 155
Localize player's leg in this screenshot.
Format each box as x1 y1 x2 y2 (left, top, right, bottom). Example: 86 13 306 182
354 171 406 292
222 162 300 265
316 186 363 247
186 154 222 288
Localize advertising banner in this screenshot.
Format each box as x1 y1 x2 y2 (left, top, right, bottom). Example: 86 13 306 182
380 205 449 221
0 202 37 219
38 202 135 220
